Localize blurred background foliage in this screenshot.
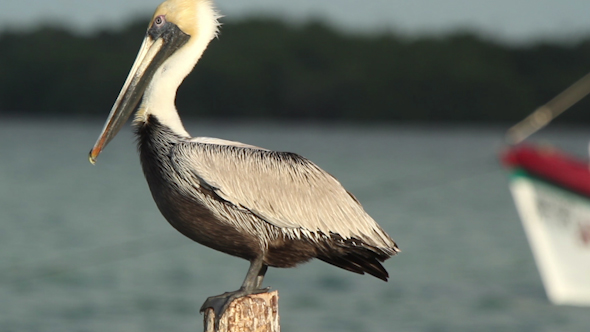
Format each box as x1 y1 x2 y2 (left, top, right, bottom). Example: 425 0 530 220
1 18 590 123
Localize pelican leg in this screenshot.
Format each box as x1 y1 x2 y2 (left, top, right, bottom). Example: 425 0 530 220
255 264 268 289
200 257 270 330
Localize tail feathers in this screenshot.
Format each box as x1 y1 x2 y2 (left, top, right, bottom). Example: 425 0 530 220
318 245 392 281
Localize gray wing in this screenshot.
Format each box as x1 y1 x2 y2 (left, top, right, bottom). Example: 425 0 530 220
170 138 395 249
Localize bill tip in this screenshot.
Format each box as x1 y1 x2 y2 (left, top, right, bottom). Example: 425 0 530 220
88 150 97 165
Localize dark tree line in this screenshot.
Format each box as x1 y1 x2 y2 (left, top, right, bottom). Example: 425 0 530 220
1 18 590 123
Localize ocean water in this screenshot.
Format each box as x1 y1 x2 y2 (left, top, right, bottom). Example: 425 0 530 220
0 118 589 332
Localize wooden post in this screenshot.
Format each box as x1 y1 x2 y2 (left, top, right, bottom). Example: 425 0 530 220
203 291 280 332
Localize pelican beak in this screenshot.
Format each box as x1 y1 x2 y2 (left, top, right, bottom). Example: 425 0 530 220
89 22 190 164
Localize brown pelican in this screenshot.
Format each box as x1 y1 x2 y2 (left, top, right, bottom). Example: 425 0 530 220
89 0 399 327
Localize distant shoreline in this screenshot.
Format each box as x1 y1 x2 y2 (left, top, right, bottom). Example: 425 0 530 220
2 19 590 124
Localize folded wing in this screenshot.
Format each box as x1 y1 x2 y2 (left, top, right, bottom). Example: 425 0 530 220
170 138 396 251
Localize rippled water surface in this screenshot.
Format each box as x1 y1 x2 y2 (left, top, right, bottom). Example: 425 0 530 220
1 118 589 332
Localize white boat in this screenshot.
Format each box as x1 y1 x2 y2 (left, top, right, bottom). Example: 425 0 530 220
503 144 590 306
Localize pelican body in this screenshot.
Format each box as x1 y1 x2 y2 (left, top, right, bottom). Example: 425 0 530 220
89 0 399 326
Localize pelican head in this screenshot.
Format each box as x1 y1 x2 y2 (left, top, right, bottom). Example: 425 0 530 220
89 0 220 164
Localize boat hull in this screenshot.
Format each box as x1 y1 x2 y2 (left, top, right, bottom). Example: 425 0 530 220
510 172 590 306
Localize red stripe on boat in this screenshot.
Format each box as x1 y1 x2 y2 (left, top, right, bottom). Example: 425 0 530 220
502 144 590 198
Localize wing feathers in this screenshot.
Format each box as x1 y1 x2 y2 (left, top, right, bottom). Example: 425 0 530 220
170 141 396 250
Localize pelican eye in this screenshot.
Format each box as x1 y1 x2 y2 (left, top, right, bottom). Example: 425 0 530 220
153 15 166 28
148 15 169 40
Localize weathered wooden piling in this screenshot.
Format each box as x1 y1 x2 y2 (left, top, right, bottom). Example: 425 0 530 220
203 291 280 332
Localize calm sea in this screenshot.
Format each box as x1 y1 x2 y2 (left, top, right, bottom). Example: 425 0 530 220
1 118 589 332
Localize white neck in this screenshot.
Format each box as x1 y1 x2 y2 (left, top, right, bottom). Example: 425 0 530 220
135 0 220 137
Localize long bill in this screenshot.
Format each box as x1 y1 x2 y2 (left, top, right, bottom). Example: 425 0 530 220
88 24 190 164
